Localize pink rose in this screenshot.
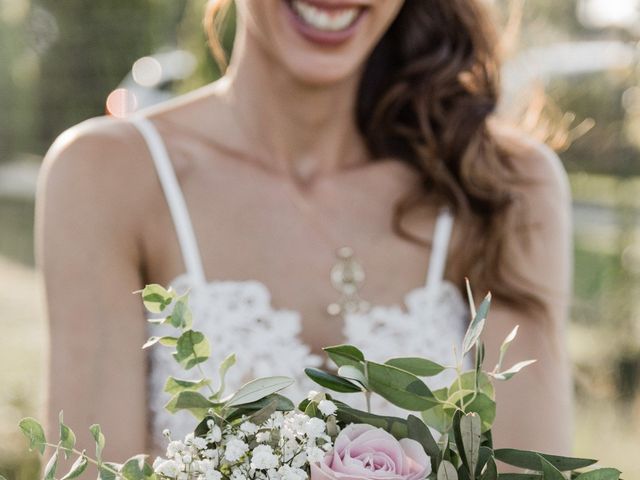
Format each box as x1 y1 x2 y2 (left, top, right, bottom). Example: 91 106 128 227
311 424 431 480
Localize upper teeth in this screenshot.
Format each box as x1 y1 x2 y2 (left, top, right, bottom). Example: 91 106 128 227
291 0 360 31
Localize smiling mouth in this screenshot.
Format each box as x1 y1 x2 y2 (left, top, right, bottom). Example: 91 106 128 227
285 0 366 32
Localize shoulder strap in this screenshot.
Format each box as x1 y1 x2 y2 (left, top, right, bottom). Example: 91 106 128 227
129 115 207 285
425 208 454 289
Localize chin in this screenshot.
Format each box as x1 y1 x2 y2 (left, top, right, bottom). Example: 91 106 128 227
240 0 404 86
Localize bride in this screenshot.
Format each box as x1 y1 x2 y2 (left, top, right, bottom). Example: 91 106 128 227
37 0 573 461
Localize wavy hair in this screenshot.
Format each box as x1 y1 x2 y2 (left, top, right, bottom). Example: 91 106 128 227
205 0 543 313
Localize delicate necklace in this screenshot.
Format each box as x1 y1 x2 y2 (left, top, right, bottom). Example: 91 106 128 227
222 105 372 317
281 182 371 318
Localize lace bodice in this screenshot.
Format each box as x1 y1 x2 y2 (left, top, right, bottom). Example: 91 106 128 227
130 116 471 449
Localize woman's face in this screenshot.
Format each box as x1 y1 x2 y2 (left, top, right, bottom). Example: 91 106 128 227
236 0 405 85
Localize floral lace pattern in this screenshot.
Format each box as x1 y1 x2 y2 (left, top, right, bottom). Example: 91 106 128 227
147 275 469 448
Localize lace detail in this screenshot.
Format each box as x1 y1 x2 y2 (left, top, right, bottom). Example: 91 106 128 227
147 275 470 448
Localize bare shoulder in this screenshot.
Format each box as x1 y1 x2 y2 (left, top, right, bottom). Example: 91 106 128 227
41 115 153 195
37 115 159 252
38 114 164 223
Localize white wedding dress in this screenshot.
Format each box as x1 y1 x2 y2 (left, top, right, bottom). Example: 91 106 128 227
130 116 471 448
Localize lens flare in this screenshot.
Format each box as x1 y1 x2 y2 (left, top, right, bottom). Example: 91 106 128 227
106 88 138 118
132 56 163 87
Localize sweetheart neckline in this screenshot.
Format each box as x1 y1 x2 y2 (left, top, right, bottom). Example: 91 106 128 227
165 272 468 319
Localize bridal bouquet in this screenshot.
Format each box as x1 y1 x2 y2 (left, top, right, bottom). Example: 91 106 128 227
16 284 622 480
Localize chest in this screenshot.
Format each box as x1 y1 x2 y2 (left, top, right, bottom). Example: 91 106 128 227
140 146 455 351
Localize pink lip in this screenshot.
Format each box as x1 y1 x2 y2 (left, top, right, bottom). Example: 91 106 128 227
282 0 369 46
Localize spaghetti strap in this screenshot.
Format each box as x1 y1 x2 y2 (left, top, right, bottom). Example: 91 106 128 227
425 208 454 292
129 115 207 286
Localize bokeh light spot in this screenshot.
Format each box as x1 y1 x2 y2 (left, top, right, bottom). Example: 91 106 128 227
106 88 138 118
132 56 163 88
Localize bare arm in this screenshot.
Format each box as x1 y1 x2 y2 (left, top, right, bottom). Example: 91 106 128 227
482 127 574 455
36 117 151 461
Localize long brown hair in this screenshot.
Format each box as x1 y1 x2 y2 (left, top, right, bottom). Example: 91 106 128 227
205 0 543 313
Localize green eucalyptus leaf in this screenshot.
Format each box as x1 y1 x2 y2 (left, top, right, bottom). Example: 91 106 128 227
422 388 454 433
496 325 519 372
446 389 475 407
224 394 294 422
164 377 211 395
460 413 481 476
121 454 155 479
438 460 459 480
214 353 237 400
168 294 193 330
539 455 566 480
491 360 537 381
60 452 89 479
463 319 486 355
305 368 363 393
324 345 365 368
575 468 622 479
247 397 282 425
449 372 495 401
334 402 409 440
59 411 76 459
98 462 122 480
478 451 496 479
494 449 597 472
407 414 440 471
366 361 437 411
18 417 46 454
304 400 320 418
44 449 59 480
141 284 175 313
338 365 368 388
496 475 541 479
143 336 178 349
90 424 106 461
463 293 491 354
165 391 218 419
385 357 446 377
173 330 210 370
227 376 295 407
465 393 497 433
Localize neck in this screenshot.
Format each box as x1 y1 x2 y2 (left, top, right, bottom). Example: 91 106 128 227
218 24 371 184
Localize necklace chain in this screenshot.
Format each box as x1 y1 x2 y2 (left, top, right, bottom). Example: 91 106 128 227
226 102 371 317
282 182 370 317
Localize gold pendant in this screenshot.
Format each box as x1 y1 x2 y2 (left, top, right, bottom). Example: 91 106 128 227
327 246 370 317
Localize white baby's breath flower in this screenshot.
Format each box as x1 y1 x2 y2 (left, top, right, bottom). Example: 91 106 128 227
231 467 248 480
303 417 326 437
166 440 185 458
208 424 222 443
278 465 308 480
290 451 307 469
317 400 337 417
204 469 222 480
225 438 249 462
204 449 219 463
155 459 181 477
256 431 271 443
306 390 319 401
192 436 208 450
264 411 285 430
251 445 279 470
240 421 259 435
306 446 325 463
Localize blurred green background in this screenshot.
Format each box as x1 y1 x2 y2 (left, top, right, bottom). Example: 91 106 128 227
1 0 639 478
